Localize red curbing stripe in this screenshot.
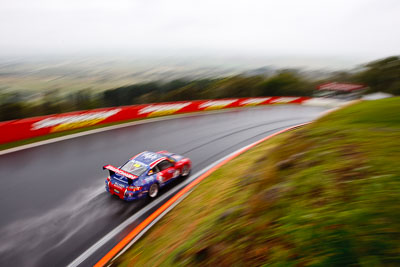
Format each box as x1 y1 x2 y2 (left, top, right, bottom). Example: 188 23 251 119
94 122 310 267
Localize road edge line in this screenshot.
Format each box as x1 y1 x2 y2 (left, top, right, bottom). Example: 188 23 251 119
94 122 310 267
67 145 254 267
0 105 299 156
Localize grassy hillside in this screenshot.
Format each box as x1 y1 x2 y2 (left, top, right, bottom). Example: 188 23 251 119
118 97 400 266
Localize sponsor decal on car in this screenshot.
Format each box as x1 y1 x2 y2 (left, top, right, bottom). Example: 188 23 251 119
114 182 125 189
138 103 191 117
103 165 137 180
142 152 158 160
199 100 237 110
31 109 121 132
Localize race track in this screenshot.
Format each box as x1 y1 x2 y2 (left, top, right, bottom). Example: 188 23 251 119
0 105 328 266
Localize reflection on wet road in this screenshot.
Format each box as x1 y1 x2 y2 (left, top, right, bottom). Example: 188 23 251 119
0 105 328 266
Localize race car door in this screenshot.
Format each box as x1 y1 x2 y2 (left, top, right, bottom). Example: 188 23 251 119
156 160 177 183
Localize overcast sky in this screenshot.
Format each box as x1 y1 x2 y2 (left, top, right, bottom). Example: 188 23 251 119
0 0 399 66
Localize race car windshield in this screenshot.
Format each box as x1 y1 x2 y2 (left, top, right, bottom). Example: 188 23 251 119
120 160 148 176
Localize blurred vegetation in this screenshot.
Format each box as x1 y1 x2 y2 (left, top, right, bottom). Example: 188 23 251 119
1 55 399 122
118 97 400 266
353 56 400 95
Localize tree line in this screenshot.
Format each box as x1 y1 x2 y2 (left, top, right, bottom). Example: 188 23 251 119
1 55 399 122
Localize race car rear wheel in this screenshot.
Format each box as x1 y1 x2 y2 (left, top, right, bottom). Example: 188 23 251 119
181 165 191 177
148 183 159 198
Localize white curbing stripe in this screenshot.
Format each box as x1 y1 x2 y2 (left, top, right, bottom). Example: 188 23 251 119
0 107 258 156
66 102 351 266
67 146 250 267
0 101 344 156
94 123 311 266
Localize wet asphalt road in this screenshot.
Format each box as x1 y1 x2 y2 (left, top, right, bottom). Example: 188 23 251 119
0 105 328 266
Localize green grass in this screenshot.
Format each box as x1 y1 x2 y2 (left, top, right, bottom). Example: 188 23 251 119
117 97 400 266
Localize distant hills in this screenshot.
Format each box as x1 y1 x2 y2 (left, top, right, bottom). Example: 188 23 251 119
0 55 348 94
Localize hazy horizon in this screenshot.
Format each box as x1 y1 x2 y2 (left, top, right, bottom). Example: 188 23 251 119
1 0 399 69
0 51 387 70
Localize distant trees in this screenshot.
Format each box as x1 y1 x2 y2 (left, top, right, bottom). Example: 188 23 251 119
40 89 62 115
354 56 400 95
0 102 24 121
257 71 313 97
201 76 264 99
0 92 28 121
103 82 162 106
1 55 398 122
161 80 212 101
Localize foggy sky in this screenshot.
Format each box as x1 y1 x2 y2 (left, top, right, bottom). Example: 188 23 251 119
0 0 399 64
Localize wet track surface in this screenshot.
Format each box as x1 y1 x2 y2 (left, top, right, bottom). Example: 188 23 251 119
0 105 328 266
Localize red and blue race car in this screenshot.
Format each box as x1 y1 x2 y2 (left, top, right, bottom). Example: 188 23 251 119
103 151 191 201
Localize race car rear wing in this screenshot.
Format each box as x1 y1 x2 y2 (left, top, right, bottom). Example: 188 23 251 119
103 165 138 180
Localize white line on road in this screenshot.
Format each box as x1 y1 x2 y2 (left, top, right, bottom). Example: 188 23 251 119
67 145 250 267
0 107 267 156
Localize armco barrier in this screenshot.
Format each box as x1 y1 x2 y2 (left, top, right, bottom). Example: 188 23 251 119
0 97 309 144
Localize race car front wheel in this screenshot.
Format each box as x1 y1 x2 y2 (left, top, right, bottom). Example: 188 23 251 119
148 183 159 198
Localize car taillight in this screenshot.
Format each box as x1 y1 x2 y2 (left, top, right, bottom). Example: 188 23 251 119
128 186 142 191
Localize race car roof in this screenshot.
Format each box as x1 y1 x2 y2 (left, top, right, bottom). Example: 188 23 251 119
131 151 168 167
